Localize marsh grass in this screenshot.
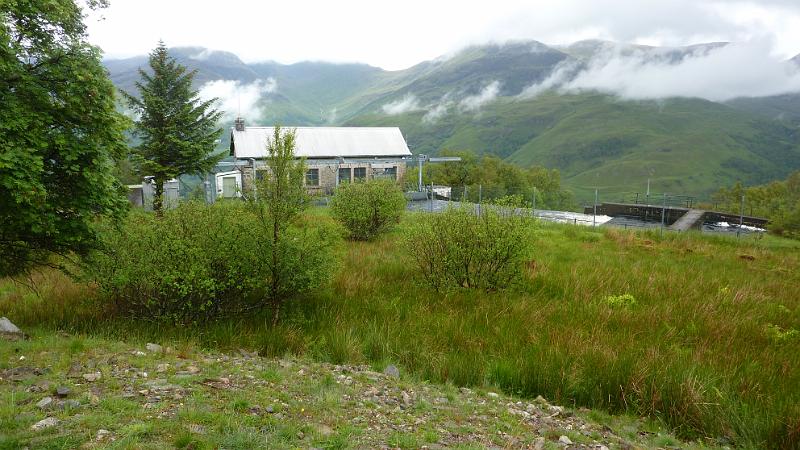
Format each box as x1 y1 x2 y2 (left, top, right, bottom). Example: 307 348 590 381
2 212 799 448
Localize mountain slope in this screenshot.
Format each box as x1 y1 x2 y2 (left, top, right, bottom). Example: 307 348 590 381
347 92 800 199
103 42 800 201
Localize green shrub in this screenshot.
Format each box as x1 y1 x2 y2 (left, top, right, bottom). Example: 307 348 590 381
405 206 534 291
605 294 637 308
85 201 339 324
329 179 406 241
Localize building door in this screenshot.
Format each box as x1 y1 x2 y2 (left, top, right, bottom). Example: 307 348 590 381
222 176 237 198
215 171 242 199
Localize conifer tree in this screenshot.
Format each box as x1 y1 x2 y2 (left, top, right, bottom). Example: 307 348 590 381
124 42 222 214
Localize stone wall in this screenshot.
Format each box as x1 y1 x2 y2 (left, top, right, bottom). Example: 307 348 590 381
240 159 407 196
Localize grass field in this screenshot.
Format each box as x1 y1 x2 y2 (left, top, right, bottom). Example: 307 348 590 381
2 212 799 448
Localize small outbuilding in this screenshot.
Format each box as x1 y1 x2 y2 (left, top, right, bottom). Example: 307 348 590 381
227 120 412 195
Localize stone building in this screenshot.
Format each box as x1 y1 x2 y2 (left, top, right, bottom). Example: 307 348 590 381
224 121 412 196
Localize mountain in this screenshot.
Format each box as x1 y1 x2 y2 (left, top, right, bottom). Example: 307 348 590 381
103 42 800 201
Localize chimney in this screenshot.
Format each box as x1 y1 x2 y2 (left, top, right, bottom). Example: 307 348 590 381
234 117 245 131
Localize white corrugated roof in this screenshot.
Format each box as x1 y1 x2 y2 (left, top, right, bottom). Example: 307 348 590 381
231 127 412 159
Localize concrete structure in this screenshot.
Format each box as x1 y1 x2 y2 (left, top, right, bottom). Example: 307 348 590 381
227 121 412 195
585 202 769 231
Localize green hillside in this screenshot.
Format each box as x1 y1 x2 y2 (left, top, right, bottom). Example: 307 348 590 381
347 92 800 201
104 42 800 202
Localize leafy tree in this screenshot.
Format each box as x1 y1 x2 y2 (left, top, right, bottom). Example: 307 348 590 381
406 150 575 210
124 42 222 214
0 0 129 277
330 179 406 240
712 171 800 238
249 126 313 324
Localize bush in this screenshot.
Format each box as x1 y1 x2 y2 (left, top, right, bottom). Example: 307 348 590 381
405 205 534 291
85 201 339 324
329 179 406 240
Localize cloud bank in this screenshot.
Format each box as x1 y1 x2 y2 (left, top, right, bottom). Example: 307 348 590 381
199 78 277 120
521 41 800 102
382 94 424 115
459 81 502 111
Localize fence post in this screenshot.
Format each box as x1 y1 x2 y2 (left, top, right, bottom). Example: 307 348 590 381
478 184 482 216
661 193 667 236
593 188 598 227
738 194 745 238
429 182 433 212
532 187 536 219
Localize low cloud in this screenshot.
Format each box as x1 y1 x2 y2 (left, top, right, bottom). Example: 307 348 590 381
199 78 277 120
382 94 424 115
459 80 501 111
521 40 800 102
189 48 216 60
422 102 452 123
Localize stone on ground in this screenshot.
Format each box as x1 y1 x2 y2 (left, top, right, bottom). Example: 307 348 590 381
30 417 59 430
0 317 21 333
383 364 400 378
145 343 163 353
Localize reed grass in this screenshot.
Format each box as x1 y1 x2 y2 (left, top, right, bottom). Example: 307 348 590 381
2 214 799 448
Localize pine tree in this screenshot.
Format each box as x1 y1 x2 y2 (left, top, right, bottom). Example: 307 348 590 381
124 42 223 214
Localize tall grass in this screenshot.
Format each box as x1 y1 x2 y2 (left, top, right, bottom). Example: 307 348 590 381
2 213 799 448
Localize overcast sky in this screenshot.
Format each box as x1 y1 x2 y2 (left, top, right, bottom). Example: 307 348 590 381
86 0 800 70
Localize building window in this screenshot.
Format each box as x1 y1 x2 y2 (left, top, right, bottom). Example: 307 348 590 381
373 166 397 181
305 168 319 186
256 169 268 181
338 167 351 184
353 167 367 181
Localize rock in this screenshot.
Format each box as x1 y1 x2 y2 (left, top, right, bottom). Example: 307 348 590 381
36 397 54 410
533 437 546 450
487 392 500 399
96 429 111 441
145 343 163 353
598 446 609 450
90 394 101 406
26 381 50 393
61 399 81 410
156 363 169 373
534 395 548 404
402 391 412 406
67 363 83 378
186 365 200 374
188 424 206 434
558 435 573 445
0 317 21 334
30 417 59 430
384 364 400 379
265 405 274 413
55 386 70 398
316 424 333 436
83 372 101 382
